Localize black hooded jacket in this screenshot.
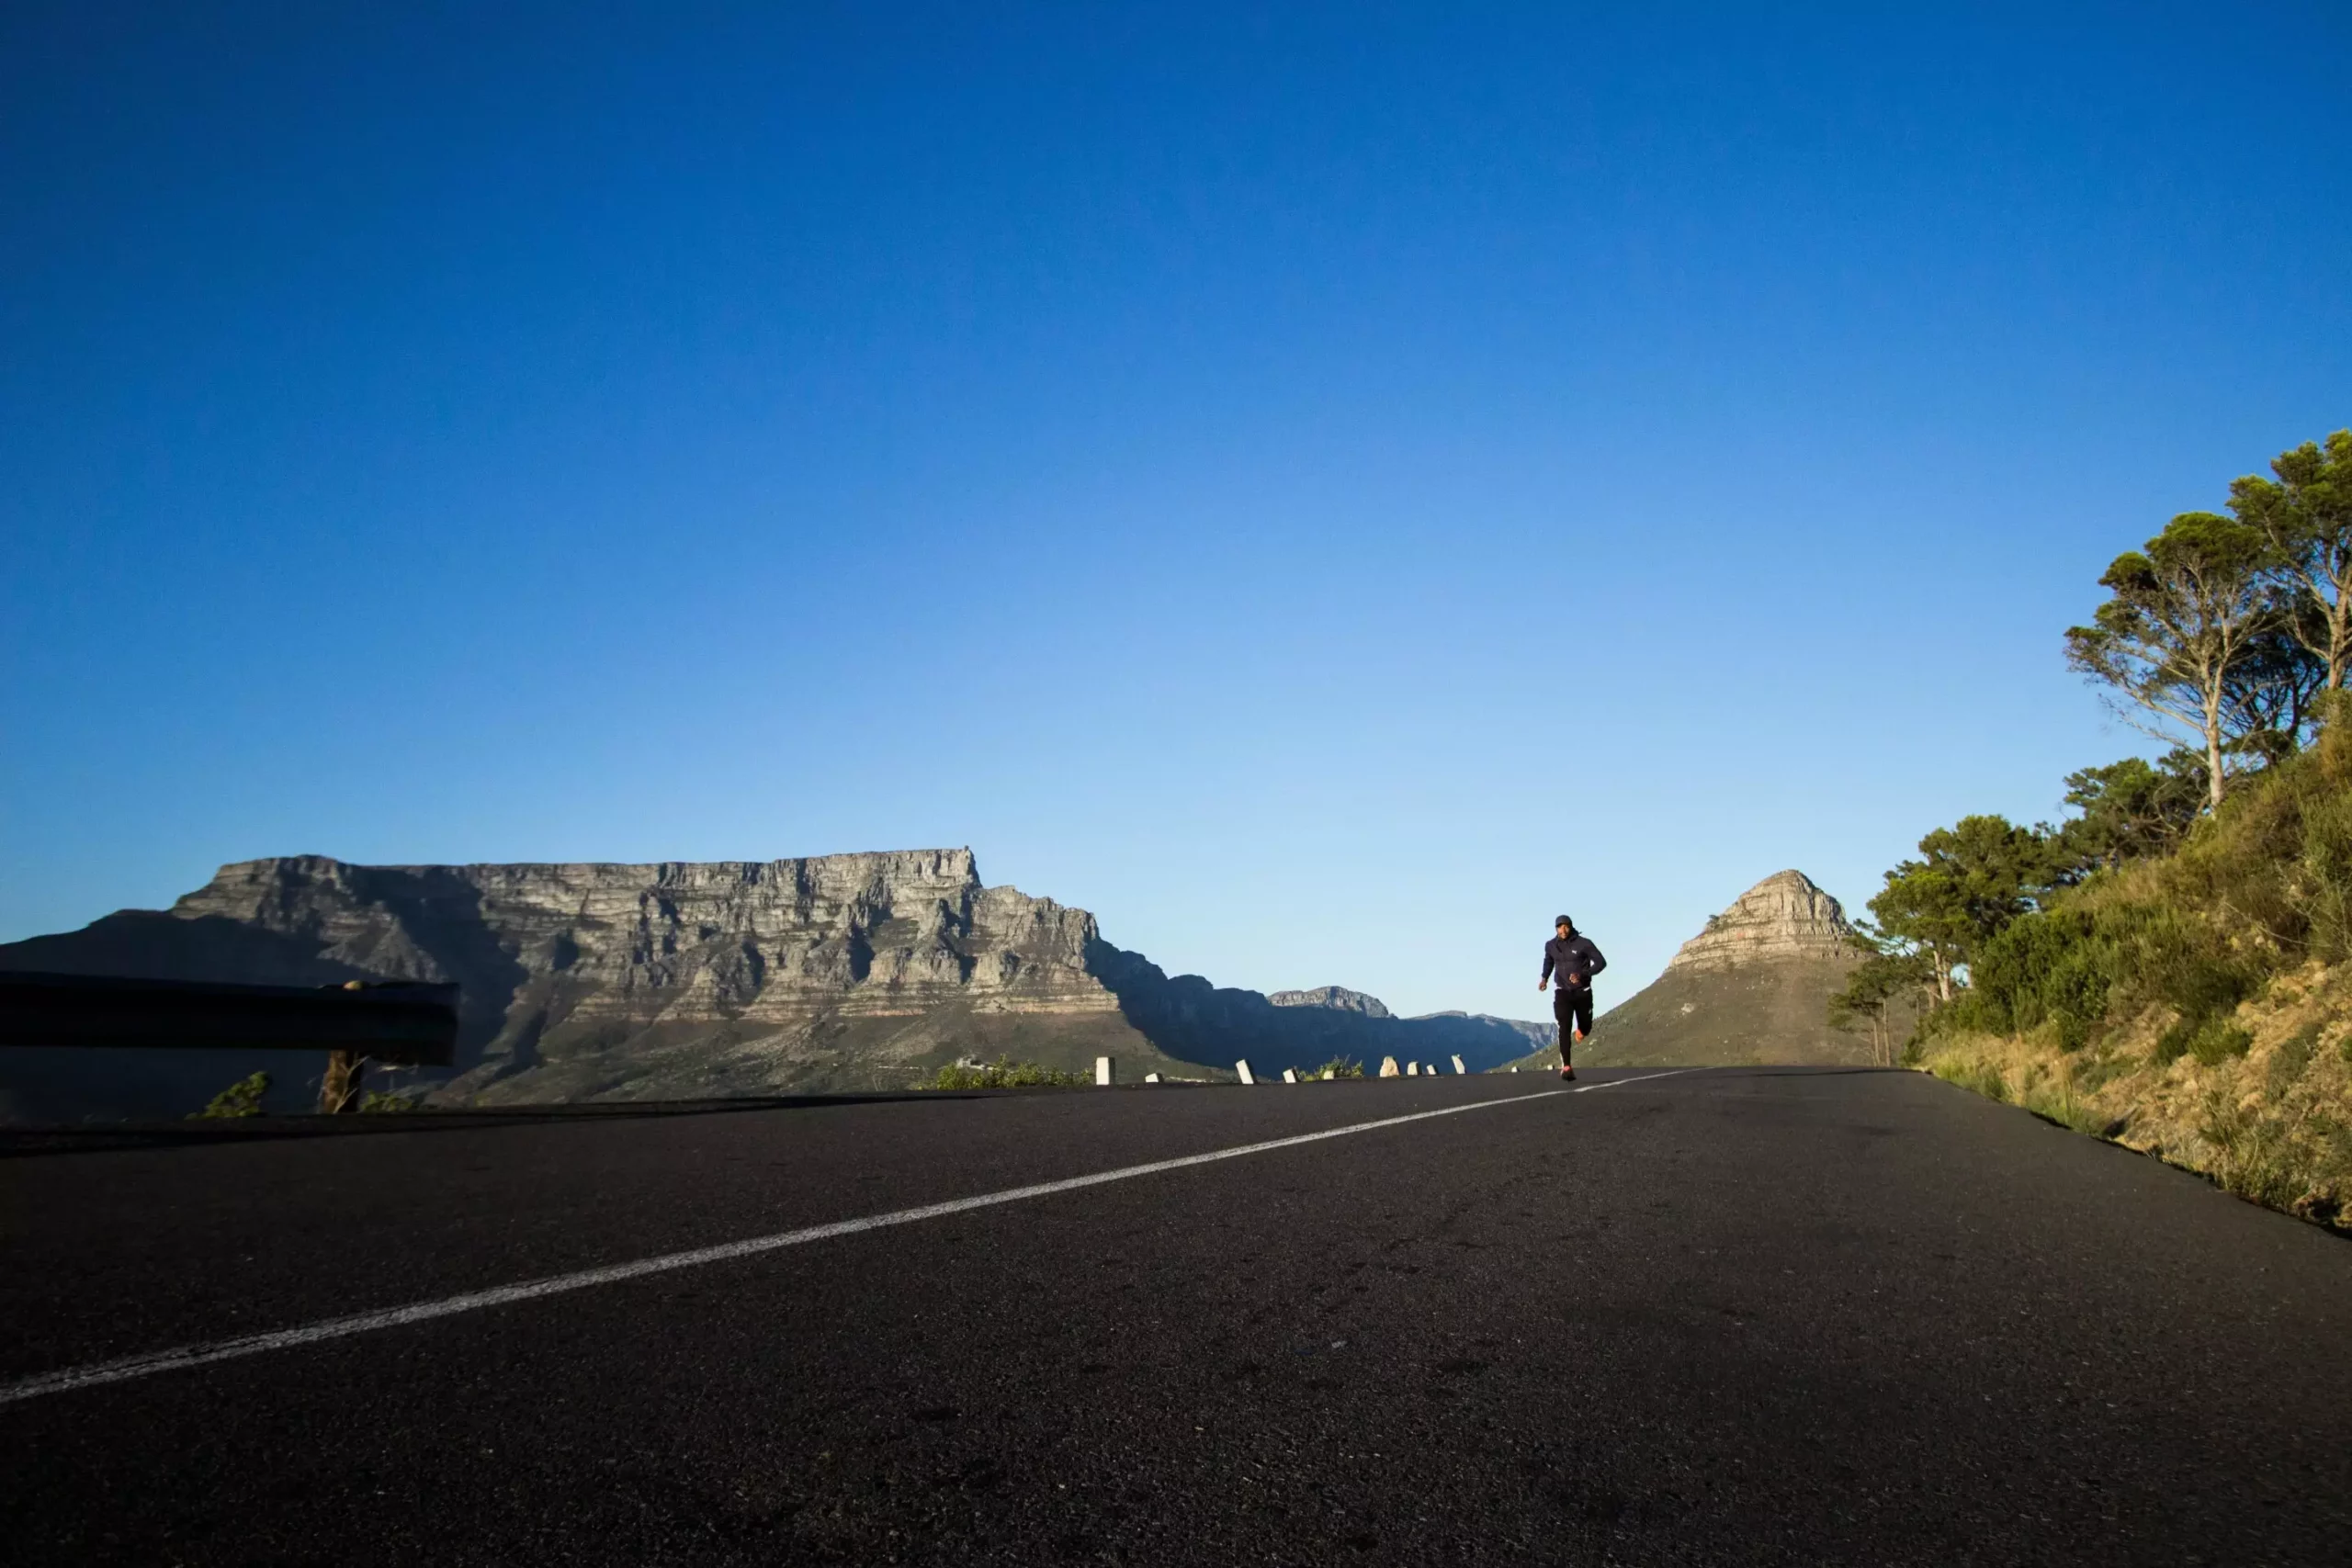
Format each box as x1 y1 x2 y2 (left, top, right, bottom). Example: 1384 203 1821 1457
1541 931 1607 992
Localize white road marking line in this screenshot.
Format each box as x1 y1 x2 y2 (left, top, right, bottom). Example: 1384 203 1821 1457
2 1068 1693 1407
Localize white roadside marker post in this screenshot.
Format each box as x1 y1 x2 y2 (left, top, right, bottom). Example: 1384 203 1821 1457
1282 1068 1298 1083
1096 1056 1115 1087
1452 1055 1467 1075
1236 1060 1256 1085
1379 1056 1400 1077
1144 1072 1162 1083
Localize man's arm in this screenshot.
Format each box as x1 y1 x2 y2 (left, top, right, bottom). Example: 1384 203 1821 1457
1581 939 1608 978
1539 942 1555 988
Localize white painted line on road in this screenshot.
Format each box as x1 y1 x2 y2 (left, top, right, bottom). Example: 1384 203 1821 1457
1 1069 1694 1407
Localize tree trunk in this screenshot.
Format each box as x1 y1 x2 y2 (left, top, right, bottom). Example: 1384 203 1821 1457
2204 696 2227 811
2328 583 2350 690
320 1049 366 1114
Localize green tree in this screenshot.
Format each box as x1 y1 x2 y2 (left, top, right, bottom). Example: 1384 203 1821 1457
2064 511 2275 811
1867 815 2053 1004
2222 587 2329 757
2231 429 2352 690
2049 752 2206 878
1827 931 1932 1066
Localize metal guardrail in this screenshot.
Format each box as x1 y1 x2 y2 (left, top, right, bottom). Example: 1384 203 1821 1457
0 973 459 1066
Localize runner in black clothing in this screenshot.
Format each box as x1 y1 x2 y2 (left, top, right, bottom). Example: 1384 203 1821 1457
1539 915 1607 1081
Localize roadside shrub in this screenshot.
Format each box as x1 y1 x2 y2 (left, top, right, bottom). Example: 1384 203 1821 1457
192 1071 269 1119
923 1057 1088 1089
2017 1066 2104 1136
359 1089 424 1113
1313 1057 1364 1079
2293 791 2352 962
2154 1013 2252 1067
2116 907 2258 1020
1930 1055 2009 1103
2268 1023 2323 1095
2198 1091 2306 1212
2069 1050 2129 1095
1967 908 2117 1049
2189 1021 2255 1066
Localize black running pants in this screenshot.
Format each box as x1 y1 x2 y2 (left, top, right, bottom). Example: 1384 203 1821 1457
1553 986 1592 1060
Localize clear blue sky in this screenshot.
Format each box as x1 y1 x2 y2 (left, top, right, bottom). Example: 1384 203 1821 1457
5 2 2348 1021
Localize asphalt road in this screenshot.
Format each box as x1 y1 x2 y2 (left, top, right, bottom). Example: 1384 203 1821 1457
4 1066 2348 1565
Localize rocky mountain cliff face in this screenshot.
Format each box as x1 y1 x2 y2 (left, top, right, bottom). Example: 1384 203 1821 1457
1 852 1547 1119
1269 986 1392 1018
1662 870 1855 973
1510 870 1875 1069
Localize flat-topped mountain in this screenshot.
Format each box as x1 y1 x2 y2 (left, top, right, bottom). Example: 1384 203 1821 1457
0 852 1551 1119
1510 870 1876 1069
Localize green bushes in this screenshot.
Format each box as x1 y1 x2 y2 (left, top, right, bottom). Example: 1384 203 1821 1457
2292 789 2352 960
2197 1091 2308 1212
192 1071 269 1118
1930 1055 2010 1103
2267 1022 2323 1093
2155 1015 2252 1067
1313 1057 1365 1079
1963 908 2117 1048
922 1057 1089 1089
1961 896 2259 1065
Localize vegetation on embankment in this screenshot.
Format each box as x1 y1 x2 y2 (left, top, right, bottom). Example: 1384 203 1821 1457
1920 964 2352 1230
922 1057 1093 1089
1845 428 2352 1232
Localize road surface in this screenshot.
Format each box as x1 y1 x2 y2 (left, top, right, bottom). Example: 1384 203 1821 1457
4 1067 2347 1564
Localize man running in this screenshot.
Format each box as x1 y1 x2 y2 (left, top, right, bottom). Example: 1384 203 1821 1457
1538 914 1607 1081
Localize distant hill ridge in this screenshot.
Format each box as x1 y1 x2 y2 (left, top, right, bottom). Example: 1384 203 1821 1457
0 852 1553 1120
1269 986 1391 1017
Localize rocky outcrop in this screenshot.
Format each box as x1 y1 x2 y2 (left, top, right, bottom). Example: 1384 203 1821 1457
1510 871 1875 1069
1663 870 1854 974
1269 986 1392 1018
1 851 1551 1120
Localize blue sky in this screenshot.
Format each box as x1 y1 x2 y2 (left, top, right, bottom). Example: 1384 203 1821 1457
5 2 2348 1021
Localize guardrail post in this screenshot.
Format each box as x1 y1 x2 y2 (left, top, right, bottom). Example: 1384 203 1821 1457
1144 1072 1162 1083
1095 1055 1115 1087
1281 1068 1298 1083
1236 1059 1255 1085
1379 1056 1399 1077
1451 1055 1467 1075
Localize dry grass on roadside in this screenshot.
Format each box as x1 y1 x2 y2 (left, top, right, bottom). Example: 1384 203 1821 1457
1920 964 2352 1232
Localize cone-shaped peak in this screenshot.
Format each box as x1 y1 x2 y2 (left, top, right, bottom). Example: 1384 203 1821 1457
1664 870 1853 975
